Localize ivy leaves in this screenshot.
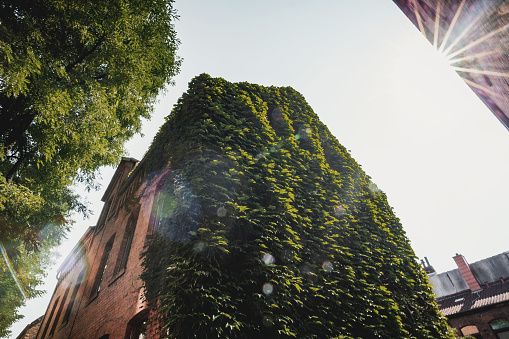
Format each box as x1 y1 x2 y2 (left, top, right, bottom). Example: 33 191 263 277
141 74 453 338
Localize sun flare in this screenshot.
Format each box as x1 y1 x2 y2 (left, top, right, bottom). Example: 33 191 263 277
393 0 509 129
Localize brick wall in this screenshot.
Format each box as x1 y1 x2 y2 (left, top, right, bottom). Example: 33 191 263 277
448 304 509 339
16 316 42 339
35 159 158 339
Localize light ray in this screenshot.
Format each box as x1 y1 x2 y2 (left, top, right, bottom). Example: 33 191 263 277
411 0 427 38
448 49 502 65
453 67 509 78
438 0 466 54
448 23 509 60
433 0 442 48
442 11 485 58
0 241 28 300
461 77 505 99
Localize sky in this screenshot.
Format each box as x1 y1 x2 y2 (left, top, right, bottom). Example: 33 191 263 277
8 0 509 337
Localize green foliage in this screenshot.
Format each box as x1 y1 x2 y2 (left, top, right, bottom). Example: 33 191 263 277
0 0 180 334
141 74 453 338
0 241 55 338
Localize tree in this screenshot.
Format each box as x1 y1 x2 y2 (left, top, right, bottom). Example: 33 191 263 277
0 0 180 334
0 240 54 338
141 74 454 338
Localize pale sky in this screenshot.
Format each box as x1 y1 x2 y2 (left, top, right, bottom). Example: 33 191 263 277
8 1 509 337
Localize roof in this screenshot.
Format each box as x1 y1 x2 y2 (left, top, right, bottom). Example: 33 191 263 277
429 252 509 298
437 279 509 317
15 316 42 339
101 157 138 202
429 251 509 317
56 226 95 277
429 269 469 298
470 252 509 284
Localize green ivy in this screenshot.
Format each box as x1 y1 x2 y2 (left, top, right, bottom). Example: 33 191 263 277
140 74 453 338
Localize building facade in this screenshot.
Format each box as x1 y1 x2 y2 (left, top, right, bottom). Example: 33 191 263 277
33 158 159 339
15 316 42 339
429 252 509 338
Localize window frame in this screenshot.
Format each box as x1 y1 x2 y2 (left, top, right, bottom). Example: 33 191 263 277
39 296 60 339
490 319 509 338
62 268 86 325
116 207 140 273
89 235 115 301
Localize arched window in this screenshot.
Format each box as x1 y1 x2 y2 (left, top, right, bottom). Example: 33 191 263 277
490 319 509 339
460 325 481 338
62 268 86 324
90 235 115 299
125 309 149 339
115 207 140 274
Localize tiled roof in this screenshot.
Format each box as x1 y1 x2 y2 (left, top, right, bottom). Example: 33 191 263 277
429 252 509 298
437 280 509 317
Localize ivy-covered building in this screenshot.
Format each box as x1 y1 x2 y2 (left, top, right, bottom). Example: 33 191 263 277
32 74 452 338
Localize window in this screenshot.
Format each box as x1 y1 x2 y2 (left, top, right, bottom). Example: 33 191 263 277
119 222 134 270
148 176 196 242
150 195 165 234
91 236 115 297
39 296 60 339
125 309 149 339
49 288 69 336
115 208 139 274
97 245 112 292
490 319 509 339
129 321 147 339
62 268 85 324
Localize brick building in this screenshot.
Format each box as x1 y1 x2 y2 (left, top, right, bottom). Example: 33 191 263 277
15 316 42 339
33 157 159 339
428 252 509 338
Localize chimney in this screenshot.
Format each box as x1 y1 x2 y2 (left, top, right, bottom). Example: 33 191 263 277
453 254 481 292
421 257 436 275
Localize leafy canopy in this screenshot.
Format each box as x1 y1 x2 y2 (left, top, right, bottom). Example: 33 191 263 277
0 0 180 335
141 74 453 338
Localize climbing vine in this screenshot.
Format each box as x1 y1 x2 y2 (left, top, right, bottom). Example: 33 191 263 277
140 74 453 338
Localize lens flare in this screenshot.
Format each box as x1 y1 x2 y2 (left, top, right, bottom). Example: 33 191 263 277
334 205 345 217
394 0 509 129
0 241 28 300
262 253 275 265
262 315 274 327
216 206 227 217
322 261 334 272
262 282 273 296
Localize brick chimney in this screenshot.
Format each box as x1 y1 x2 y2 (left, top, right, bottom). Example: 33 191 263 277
453 254 481 292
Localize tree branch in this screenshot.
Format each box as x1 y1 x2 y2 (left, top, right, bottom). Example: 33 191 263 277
65 36 106 73
6 148 28 184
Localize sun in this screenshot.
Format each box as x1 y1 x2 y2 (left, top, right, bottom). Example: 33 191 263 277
393 0 509 129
